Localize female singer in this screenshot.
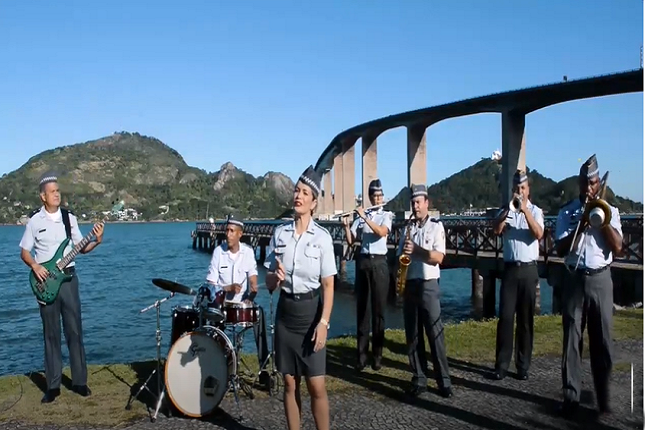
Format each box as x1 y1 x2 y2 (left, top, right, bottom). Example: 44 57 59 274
264 165 337 430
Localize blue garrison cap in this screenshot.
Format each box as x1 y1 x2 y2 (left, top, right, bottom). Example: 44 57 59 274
410 184 428 199
580 154 599 179
298 165 322 198
513 169 528 185
226 213 244 228
368 179 383 195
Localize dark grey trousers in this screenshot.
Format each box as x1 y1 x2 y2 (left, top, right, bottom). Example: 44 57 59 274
356 254 389 365
403 279 451 389
561 266 613 404
495 263 538 373
38 275 87 390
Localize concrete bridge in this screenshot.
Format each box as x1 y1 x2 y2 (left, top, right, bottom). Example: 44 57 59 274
311 68 643 215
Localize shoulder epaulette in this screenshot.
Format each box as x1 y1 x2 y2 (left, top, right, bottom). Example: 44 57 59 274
430 217 440 223
28 208 41 218
313 221 332 237
61 207 75 216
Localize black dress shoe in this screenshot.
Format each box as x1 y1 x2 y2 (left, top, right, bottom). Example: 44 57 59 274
558 400 579 419
491 370 506 380
439 387 453 398
516 370 528 380
41 388 61 403
72 385 92 397
371 358 382 371
405 385 427 398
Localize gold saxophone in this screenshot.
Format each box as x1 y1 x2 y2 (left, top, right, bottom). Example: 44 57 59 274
396 213 415 296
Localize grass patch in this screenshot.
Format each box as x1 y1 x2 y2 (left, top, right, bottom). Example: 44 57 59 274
0 309 641 427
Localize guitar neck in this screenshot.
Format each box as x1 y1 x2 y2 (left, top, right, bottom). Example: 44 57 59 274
56 221 104 270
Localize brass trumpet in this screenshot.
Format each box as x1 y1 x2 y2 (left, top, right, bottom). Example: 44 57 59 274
509 194 523 213
396 213 415 296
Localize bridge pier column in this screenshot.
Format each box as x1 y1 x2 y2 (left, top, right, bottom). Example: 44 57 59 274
341 139 356 212
322 170 333 216
362 134 378 206
501 111 527 205
407 125 427 194
333 153 343 214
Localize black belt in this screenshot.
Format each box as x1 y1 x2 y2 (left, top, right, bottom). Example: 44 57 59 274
504 261 536 267
358 253 387 259
62 266 76 275
569 265 609 276
282 288 320 301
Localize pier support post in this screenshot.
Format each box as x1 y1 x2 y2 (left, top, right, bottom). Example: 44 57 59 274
471 269 484 319
362 133 378 206
500 111 526 206
535 281 541 315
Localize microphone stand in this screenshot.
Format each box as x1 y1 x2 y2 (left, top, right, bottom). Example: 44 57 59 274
125 292 175 422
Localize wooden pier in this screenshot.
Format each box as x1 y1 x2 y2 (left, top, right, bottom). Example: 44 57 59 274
191 216 643 318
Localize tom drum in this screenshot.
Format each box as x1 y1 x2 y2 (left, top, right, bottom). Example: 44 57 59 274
223 301 259 328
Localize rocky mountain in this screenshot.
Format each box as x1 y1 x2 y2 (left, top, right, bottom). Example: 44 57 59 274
385 158 643 215
0 132 294 222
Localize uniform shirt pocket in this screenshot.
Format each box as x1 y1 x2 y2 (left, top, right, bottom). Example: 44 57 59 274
304 244 321 259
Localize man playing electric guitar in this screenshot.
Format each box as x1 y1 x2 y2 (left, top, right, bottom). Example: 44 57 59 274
19 172 104 404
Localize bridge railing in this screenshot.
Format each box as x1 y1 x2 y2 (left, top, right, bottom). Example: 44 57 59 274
195 216 643 266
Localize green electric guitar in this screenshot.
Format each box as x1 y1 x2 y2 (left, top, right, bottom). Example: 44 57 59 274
29 221 103 305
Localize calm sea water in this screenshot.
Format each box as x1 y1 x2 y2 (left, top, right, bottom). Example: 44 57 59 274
0 222 553 376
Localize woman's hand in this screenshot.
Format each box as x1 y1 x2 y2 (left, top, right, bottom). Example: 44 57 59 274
311 321 328 352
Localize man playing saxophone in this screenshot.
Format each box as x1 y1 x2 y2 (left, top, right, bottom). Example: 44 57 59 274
554 154 623 419
491 169 544 381
396 184 452 399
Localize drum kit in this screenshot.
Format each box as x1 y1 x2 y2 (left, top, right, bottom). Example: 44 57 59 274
124 278 281 422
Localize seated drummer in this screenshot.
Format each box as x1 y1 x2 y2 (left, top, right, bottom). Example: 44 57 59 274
203 213 270 386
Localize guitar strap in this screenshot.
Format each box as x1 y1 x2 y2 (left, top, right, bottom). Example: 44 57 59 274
61 208 72 240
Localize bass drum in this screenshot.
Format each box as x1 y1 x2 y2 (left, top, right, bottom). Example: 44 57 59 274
164 326 237 417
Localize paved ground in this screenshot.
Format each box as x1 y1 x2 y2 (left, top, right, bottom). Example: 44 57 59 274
1 340 643 430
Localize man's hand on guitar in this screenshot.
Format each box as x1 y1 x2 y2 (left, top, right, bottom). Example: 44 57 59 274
92 223 104 243
31 263 49 282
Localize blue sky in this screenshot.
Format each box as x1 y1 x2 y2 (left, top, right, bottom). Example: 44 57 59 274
0 1 643 201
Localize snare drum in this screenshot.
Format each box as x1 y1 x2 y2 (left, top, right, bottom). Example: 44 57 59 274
170 305 225 345
223 301 259 327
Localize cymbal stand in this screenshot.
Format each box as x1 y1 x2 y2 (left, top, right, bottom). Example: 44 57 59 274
251 291 282 397
125 292 175 422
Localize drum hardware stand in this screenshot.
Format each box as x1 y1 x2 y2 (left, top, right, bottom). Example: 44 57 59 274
125 292 175 422
250 292 282 397
229 325 256 399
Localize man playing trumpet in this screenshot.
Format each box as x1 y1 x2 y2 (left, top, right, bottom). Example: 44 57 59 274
554 154 623 418
491 169 544 381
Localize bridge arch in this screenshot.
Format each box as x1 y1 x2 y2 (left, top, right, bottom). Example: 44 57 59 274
314 69 643 216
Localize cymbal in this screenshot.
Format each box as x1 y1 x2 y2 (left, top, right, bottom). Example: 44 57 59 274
151 278 196 296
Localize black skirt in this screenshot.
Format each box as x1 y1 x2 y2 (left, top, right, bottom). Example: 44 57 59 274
275 290 325 378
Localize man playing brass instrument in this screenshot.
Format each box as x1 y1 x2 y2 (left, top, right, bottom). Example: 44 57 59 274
554 154 623 418
396 184 452 399
491 169 544 381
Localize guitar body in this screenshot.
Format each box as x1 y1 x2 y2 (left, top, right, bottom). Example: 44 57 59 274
29 238 74 305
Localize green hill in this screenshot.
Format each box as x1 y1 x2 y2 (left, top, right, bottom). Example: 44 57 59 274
0 132 294 223
385 158 643 215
